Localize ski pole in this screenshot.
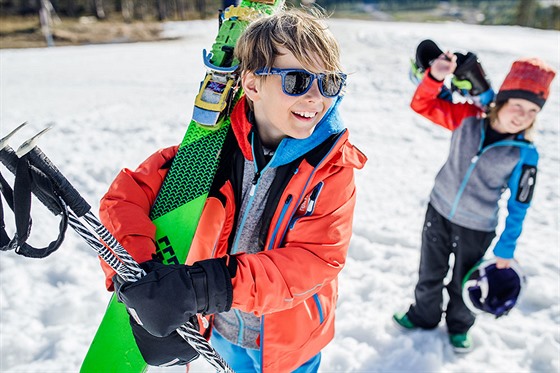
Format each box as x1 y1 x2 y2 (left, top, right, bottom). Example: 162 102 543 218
1 142 138 279
0 129 234 373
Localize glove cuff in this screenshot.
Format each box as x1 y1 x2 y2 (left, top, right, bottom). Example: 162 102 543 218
192 257 234 315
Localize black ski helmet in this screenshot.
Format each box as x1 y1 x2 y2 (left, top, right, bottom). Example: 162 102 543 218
415 39 444 71
462 258 526 318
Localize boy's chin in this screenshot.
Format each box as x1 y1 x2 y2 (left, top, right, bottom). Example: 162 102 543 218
291 127 317 140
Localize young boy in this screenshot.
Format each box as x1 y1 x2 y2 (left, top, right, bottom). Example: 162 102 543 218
99 9 366 372
393 53 555 352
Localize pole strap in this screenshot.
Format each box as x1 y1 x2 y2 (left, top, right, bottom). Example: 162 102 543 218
0 155 68 258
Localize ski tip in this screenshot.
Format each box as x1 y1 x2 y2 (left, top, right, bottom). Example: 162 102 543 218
0 122 28 150
15 125 53 157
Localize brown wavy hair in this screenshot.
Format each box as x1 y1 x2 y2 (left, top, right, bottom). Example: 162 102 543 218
234 7 342 75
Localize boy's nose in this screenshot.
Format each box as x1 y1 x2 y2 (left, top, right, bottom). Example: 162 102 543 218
304 80 322 100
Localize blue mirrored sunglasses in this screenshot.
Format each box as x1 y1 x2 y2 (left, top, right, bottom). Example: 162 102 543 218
254 68 347 98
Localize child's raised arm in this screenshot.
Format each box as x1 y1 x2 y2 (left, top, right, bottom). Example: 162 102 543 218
411 52 481 131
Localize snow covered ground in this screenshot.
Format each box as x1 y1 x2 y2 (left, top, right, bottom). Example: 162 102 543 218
0 17 558 373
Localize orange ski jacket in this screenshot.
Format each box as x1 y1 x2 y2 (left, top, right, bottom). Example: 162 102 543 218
99 96 367 371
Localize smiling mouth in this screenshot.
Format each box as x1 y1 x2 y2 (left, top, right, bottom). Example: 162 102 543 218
293 111 317 119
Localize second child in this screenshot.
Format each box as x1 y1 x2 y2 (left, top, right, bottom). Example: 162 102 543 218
394 53 555 352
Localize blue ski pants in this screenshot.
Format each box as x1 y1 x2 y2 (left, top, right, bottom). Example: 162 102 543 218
211 329 321 372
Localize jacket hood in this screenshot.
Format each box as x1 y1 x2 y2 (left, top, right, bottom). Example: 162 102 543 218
230 96 346 168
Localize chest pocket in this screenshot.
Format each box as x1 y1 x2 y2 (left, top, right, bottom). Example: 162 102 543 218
289 181 324 230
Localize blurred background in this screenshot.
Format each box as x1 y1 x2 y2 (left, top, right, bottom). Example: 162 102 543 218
1 0 559 372
1 0 559 49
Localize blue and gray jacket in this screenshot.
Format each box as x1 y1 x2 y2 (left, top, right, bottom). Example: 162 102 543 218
429 116 538 259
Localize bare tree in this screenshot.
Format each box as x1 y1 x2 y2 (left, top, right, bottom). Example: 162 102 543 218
94 0 106 19
39 0 59 46
175 0 186 20
121 0 133 22
157 0 167 20
134 0 148 20
196 0 206 18
516 0 538 27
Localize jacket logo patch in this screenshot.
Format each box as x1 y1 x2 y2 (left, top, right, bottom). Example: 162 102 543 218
295 195 311 217
289 182 324 230
516 165 537 203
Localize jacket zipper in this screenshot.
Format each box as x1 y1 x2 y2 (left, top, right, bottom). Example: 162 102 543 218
231 139 271 254
312 294 325 324
266 195 293 252
234 309 245 346
232 135 277 346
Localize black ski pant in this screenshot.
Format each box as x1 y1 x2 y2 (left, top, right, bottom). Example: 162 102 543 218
407 203 496 334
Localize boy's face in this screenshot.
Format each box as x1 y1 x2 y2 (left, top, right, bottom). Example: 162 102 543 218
493 98 540 134
242 47 335 148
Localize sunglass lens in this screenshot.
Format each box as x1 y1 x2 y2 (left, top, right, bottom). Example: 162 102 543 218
320 74 344 97
284 71 313 95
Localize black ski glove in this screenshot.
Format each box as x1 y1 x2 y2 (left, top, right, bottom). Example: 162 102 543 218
129 315 199 366
114 257 235 337
454 52 492 96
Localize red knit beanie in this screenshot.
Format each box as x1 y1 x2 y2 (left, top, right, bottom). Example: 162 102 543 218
496 58 556 108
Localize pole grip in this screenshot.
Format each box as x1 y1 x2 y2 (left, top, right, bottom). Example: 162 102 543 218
0 147 64 216
26 147 91 216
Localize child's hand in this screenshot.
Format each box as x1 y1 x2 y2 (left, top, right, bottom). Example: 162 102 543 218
495 257 511 269
114 258 233 337
429 52 457 81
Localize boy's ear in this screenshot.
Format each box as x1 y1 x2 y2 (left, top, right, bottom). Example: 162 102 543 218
242 71 260 102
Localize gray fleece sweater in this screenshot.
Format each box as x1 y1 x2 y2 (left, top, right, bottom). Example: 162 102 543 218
213 157 277 349
429 116 537 237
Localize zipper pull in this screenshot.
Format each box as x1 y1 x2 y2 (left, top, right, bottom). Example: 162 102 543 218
306 183 323 214
306 200 315 214
250 171 260 197
471 155 479 163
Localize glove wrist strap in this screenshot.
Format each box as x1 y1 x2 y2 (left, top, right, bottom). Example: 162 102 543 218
189 265 208 314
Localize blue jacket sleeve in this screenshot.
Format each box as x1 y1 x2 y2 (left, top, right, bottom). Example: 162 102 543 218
493 145 539 259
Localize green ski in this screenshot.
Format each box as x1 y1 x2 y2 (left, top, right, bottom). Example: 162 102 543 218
80 1 283 372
